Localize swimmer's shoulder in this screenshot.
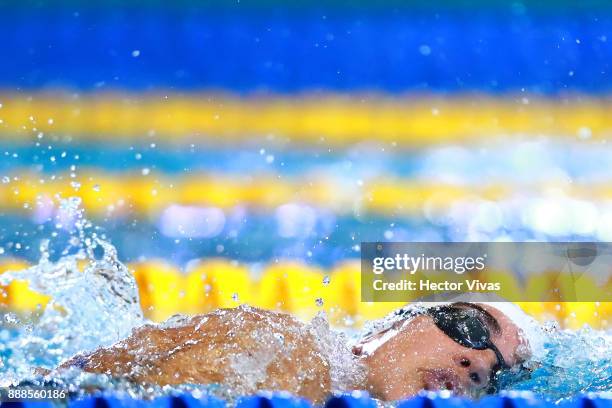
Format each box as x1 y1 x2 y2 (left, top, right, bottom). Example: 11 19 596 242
196 305 303 330
143 305 304 337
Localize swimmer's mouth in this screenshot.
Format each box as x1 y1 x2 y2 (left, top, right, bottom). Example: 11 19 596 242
418 368 464 395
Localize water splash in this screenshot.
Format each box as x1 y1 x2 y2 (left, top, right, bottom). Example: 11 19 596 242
309 312 366 393
0 197 144 386
506 323 612 402
0 199 610 402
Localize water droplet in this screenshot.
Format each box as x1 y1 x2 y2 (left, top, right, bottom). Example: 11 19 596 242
232 293 239 302
4 313 19 325
343 315 355 326
419 44 431 56
315 297 324 307
93 184 100 192
142 168 150 176
578 127 592 140
323 275 330 286
131 49 141 57
2 176 10 184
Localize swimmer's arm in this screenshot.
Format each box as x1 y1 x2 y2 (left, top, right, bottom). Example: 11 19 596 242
57 316 209 377
57 323 169 375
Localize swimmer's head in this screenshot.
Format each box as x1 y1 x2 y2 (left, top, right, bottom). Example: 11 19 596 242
353 302 531 400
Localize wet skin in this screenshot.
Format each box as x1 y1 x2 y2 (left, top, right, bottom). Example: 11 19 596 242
353 304 529 400
59 306 332 403
56 303 527 402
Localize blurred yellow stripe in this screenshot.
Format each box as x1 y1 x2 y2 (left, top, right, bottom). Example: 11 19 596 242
1 257 609 329
0 259 50 313
0 92 610 145
2 171 612 217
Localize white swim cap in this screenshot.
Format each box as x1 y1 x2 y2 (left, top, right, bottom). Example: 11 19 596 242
361 296 546 361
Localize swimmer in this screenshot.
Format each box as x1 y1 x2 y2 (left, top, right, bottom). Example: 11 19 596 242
54 302 530 402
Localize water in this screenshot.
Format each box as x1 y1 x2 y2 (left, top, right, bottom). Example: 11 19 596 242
0 198 144 386
0 200 610 403
6 140 612 270
509 324 612 400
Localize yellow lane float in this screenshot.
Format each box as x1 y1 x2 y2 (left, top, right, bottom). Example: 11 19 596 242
0 259 50 313
1 93 612 146
2 172 612 219
0 256 609 329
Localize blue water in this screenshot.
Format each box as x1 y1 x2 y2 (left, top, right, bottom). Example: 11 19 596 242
0 140 611 402
0 229 610 403
2 139 612 181
509 325 611 400
3 140 612 267
1 310 611 403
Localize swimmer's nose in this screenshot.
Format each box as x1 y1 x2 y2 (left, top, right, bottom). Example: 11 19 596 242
453 355 492 392
352 344 363 356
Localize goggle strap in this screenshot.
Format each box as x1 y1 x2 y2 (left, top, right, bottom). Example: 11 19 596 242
488 341 510 371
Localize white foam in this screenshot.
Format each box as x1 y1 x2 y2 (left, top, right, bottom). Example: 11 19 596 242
309 312 366 392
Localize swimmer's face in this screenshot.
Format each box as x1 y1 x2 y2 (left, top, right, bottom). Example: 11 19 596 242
354 303 529 400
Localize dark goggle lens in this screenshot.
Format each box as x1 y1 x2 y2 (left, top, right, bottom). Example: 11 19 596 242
430 306 491 350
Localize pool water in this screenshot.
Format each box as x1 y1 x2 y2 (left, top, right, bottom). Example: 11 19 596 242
0 142 611 404
0 207 610 404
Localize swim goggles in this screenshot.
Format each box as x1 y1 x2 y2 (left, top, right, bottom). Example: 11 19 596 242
427 304 509 372
426 303 512 393
393 303 529 392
